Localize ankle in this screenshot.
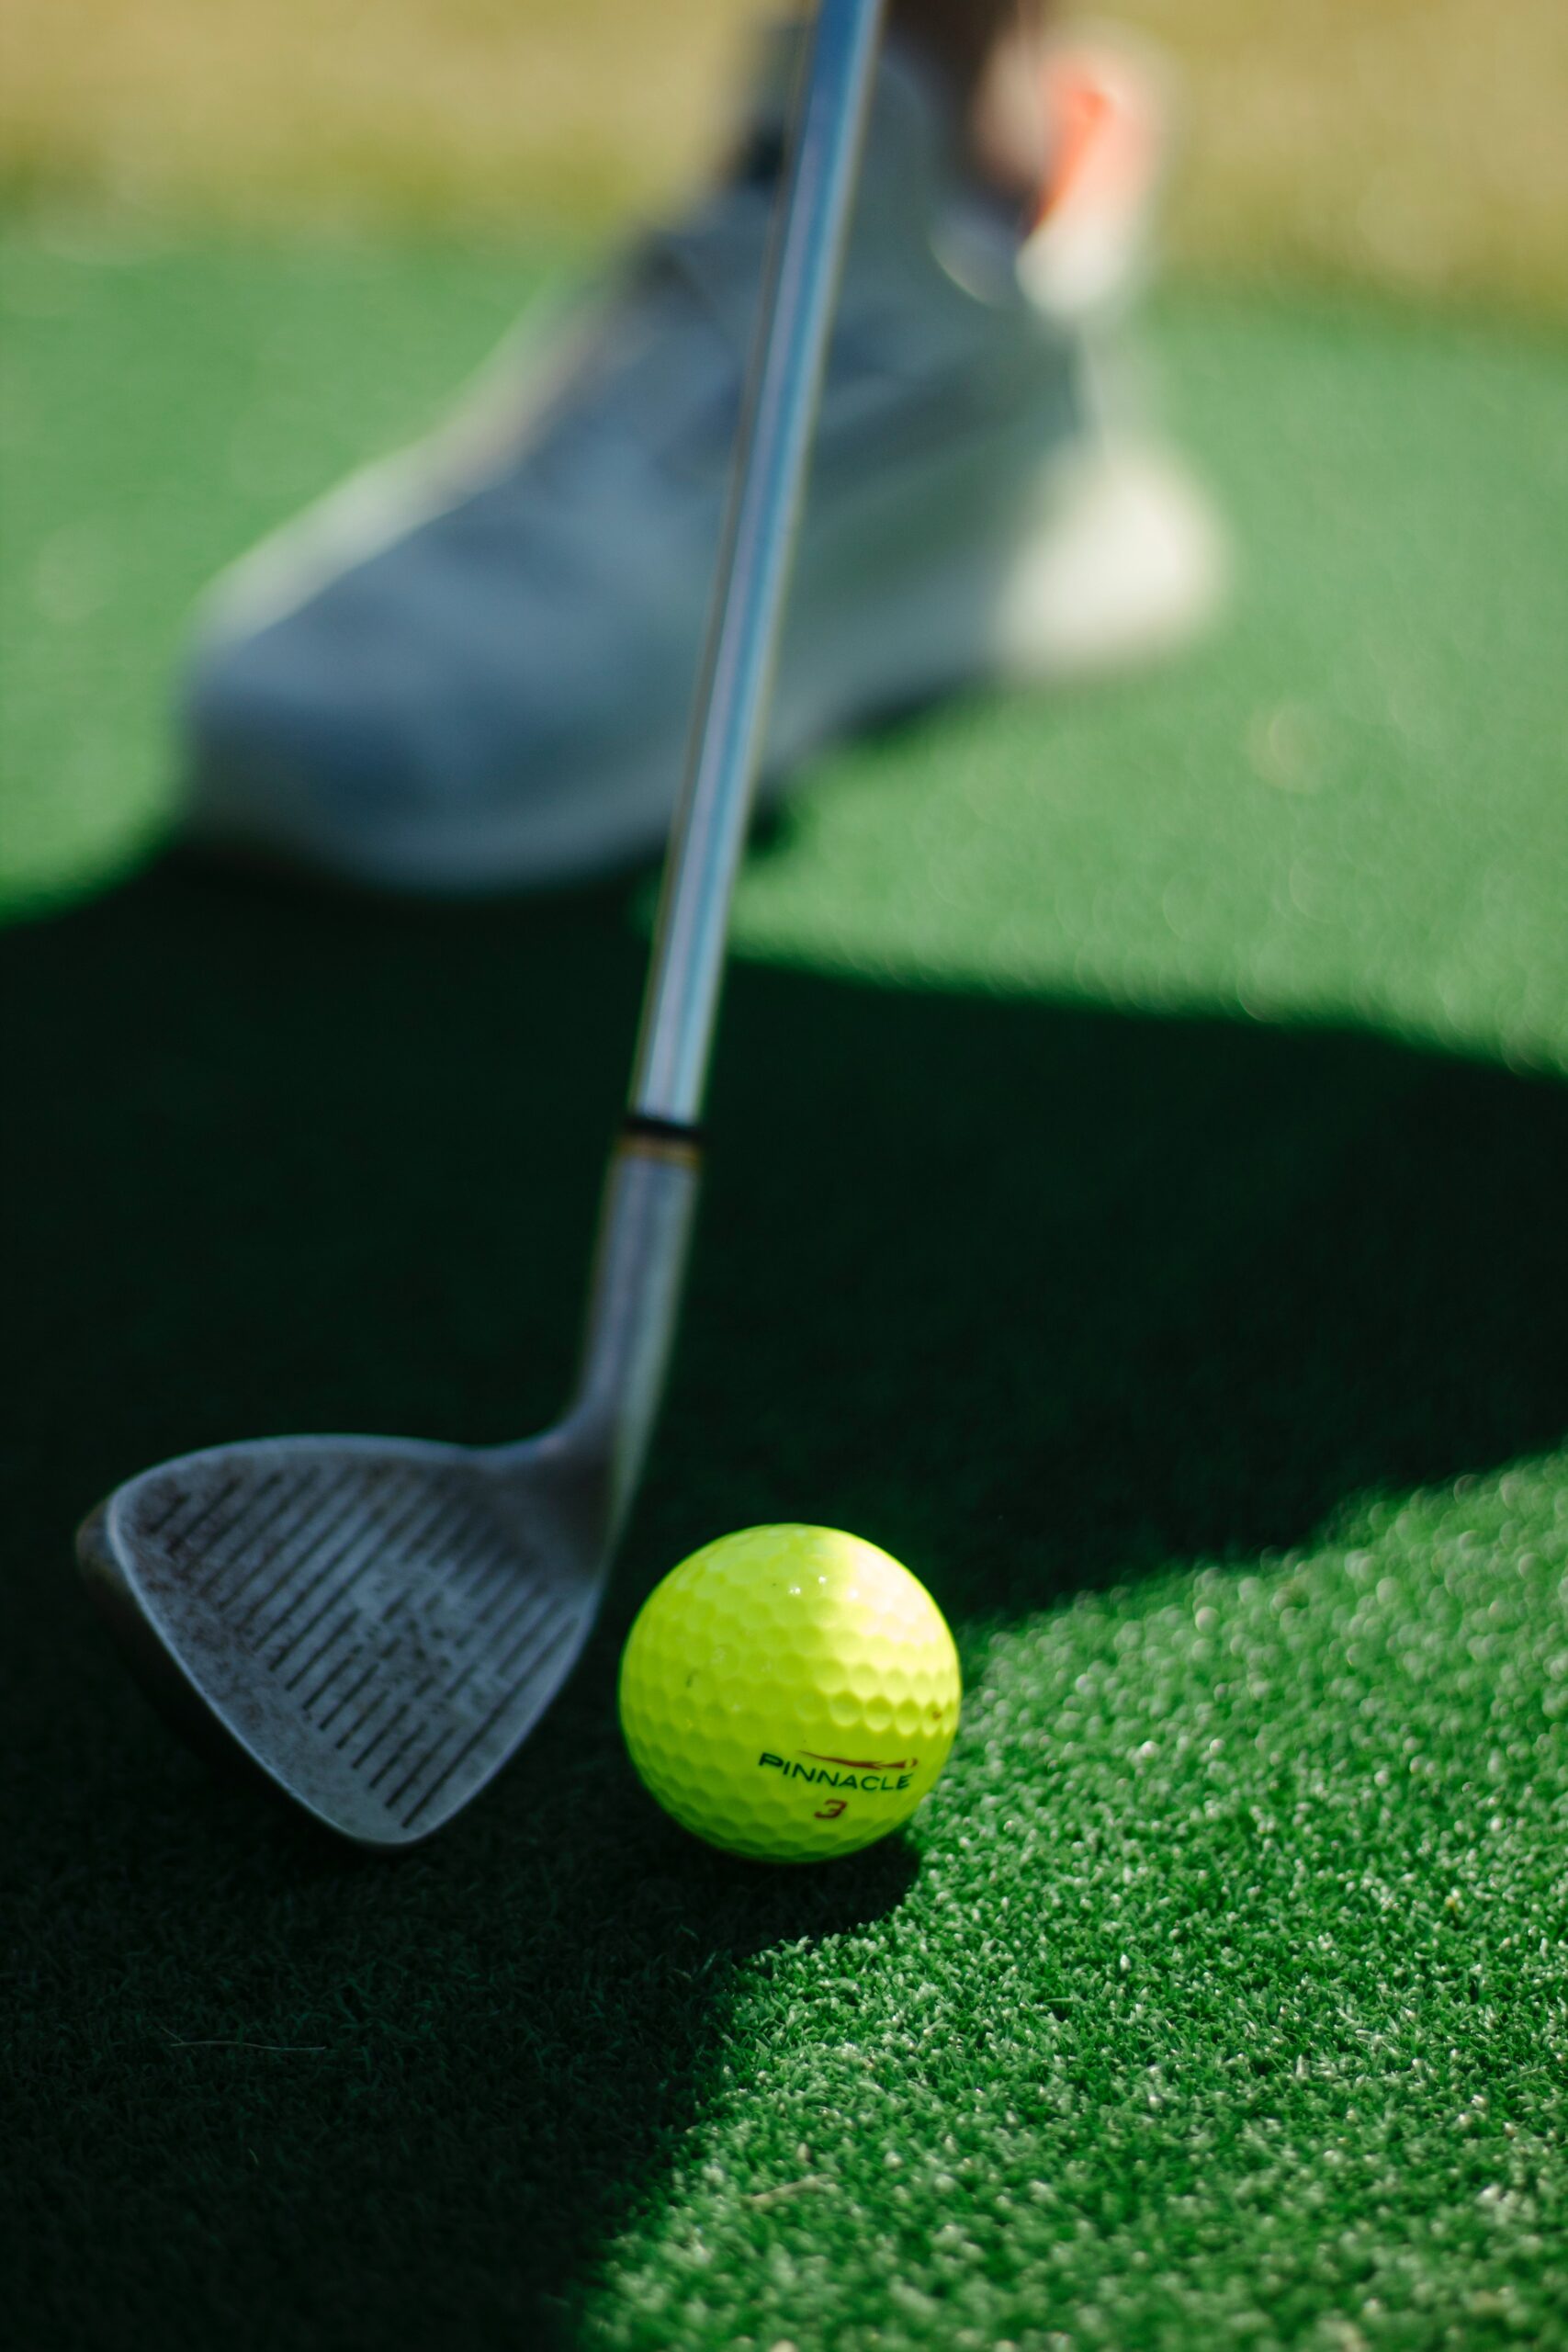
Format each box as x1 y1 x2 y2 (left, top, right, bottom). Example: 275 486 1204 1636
967 20 1051 207
891 2 1051 207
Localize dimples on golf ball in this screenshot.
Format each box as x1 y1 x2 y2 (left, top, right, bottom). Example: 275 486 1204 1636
618 1525 961 1862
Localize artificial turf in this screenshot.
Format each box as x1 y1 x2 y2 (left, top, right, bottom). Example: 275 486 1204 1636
3 224 1566 2350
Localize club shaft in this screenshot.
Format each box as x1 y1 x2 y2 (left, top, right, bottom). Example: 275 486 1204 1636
629 0 886 1128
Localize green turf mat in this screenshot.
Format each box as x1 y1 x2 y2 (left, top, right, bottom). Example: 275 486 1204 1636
3 229 1566 2350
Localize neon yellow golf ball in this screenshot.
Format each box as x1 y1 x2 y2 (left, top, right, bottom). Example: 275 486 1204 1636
618 1525 962 1862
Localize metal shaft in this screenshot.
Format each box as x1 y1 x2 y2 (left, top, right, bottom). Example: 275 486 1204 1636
630 0 886 1129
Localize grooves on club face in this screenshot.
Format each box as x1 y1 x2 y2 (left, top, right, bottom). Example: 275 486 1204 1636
74 1137 703 1849
76 1433 611 1850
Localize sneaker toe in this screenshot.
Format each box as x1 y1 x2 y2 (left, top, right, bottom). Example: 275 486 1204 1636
184 594 451 875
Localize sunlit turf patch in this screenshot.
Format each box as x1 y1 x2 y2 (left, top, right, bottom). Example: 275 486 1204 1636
731 299 1568 1079
579 1460 1568 2352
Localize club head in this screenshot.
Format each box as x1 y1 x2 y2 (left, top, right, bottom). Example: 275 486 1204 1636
77 1430 613 1849
75 1135 702 1849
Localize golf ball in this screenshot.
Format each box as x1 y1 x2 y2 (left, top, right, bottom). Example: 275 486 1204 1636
618 1525 961 1862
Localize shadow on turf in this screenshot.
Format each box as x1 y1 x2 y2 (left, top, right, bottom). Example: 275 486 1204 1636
7 859 1568 2347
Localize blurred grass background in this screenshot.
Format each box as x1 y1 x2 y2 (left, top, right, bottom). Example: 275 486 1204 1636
2 0 1566 315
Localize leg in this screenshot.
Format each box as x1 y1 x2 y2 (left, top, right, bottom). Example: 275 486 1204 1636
891 0 1055 197
891 0 1043 96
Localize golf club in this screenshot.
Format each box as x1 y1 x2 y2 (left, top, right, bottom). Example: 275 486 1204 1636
76 0 889 1850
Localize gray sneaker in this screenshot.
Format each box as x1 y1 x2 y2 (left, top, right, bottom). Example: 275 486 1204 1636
185 26 1224 893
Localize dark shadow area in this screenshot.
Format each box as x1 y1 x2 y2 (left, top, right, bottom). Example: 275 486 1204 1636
5 863 1567 2349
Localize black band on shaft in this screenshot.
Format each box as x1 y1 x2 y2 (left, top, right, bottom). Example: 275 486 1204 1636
622 1110 705 1154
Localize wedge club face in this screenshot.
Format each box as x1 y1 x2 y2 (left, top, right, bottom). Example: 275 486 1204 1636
78 1433 607 1849
77 1136 700 1849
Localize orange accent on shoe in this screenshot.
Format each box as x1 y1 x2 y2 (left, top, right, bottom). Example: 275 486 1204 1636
1034 49 1160 232
1038 72 1114 222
